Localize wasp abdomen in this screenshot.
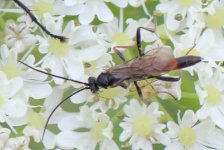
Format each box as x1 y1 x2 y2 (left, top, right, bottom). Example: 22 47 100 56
176 55 202 69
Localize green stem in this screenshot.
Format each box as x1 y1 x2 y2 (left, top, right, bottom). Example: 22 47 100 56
181 91 198 100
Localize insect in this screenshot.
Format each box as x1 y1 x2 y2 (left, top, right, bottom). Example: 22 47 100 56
19 26 202 140
13 0 67 42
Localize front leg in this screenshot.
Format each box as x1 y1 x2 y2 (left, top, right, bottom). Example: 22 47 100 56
136 27 156 56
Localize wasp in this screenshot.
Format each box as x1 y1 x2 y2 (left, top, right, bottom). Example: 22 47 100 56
19 26 202 140
13 0 67 42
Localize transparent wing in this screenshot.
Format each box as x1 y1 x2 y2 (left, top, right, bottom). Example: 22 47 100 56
108 47 177 81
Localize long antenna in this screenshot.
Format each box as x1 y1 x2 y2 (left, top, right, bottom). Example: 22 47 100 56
18 60 89 86
41 87 89 141
13 0 67 42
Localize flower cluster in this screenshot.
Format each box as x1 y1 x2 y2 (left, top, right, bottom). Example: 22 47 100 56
0 0 224 149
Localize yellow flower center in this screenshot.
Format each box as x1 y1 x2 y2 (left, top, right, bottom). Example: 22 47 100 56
204 85 221 105
90 120 107 142
178 126 196 148
27 111 45 129
132 113 152 137
99 86 124 99
205 7 224 29
111 33 132 46
48 39 69 57
32 2 55 17
1 63 20 79
179 0 196 7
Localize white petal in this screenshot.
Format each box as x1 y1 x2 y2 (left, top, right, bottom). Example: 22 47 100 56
42 130 57 149
56 131 77 149
64 0 77 6
164 142 184 150
43 87 64 113
70 89 92 104
154 133 170 145
79 5 95 25
96 1 114 22
166 121 179 138
196 104 211 120
194 120 215 137
56 131 96 150
78 45 106 61
100 139 119 150
165 12 180 31
4 77 23 98
211 108 224 129
64 56 84 80
191 143 211 150
201 128 224 149
180 110 197 127
24 82 52 99
110 0 128 8
22 69 48 81
4 100 27 118
58 115 88 130
119 123 132 141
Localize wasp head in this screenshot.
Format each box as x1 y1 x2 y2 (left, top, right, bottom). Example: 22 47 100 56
88 77 99 93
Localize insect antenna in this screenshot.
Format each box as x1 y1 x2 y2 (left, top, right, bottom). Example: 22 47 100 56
18 60 89 86
41 87 89 141
13 0 67 42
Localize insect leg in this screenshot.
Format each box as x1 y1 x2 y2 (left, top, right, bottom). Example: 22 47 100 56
136 27 156 56
113 46 133 62
13 0 67 42
134 81 143 99
155 76 180 82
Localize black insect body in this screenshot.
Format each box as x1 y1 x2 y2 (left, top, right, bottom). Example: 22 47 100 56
18 26 202 140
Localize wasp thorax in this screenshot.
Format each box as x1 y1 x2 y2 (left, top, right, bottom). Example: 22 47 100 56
96 73 117 88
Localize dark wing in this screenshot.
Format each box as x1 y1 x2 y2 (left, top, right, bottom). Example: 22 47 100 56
107 47 178 81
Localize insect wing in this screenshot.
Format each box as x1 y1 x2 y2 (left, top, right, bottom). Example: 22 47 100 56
132 47 178 74
108 47 177 80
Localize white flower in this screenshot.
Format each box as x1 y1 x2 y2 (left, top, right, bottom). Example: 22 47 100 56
0 45 52 100
37 15 100 84
168 27 224 62
157 0 203 31
4 136 30 150
56 106 118 150
0 126 31 150
79 0 114 25
64 0 114 25
90 86 128 112
97 18 134 48
165 110 224 150
0 126 11 149
195 63 224 129
119 99 170 150
4 20 37 53
97 18 157 51
0 45 52 127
